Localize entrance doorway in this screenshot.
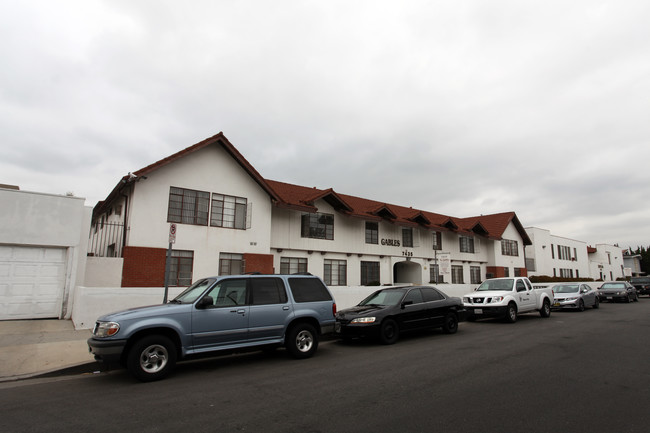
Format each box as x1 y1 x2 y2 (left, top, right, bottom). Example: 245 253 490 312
393 260 422 285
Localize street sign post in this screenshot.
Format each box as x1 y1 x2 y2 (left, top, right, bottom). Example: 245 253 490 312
163 224 177 303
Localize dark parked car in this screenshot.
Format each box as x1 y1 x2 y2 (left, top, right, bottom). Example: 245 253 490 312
335 286 466 344
630 276 650 296
598 282 638 303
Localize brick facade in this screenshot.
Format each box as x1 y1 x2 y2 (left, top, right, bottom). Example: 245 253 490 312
243 253 274 274
122 246 167 287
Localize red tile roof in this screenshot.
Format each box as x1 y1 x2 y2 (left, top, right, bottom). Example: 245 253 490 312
94 132 532 244
267 180 531 244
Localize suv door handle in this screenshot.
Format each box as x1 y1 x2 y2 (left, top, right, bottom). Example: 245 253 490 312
230 309 246 315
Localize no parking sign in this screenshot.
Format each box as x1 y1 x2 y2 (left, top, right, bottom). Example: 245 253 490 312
169 223 177 244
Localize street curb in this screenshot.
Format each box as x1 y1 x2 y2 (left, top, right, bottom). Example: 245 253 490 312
0 361 103 383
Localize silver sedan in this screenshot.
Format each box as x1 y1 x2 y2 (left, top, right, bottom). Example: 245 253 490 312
551 283 599 311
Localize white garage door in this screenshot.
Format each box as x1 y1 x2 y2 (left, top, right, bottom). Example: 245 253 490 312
0 245 67 320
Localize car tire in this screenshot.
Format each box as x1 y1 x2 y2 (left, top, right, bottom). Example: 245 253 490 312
539 299 551 318
442 313 458 334
285 323 318 359
379 318 400 345
505 303 518 323
578 299 585 312
593 298 600 309
127 335 177 382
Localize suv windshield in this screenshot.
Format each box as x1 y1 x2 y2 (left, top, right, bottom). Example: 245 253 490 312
477 279 514 291
171 278 216 304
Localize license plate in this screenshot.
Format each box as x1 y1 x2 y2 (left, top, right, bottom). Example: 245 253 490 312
553 303 561 307
474 309 483 315
606 297 612 300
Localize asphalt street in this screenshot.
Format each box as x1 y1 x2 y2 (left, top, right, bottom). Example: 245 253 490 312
2 299 649 433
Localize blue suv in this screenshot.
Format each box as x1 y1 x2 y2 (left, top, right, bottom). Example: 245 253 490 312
87 274 337 381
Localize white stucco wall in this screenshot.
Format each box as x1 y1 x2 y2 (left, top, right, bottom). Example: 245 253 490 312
525 227 590 278
270 199 526 285
0 188 91 319
124 145 274 278
589 244 625 281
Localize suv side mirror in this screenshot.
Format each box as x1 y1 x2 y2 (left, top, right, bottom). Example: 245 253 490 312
401 300 413 309
196 296 213 309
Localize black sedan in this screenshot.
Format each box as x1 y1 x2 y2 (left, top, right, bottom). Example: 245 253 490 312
335 286 466 344
598 281 638 303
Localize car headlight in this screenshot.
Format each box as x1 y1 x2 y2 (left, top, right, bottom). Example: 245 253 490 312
93 321 120 337
350 317 376 324
462 297 470 303
489 296 504 303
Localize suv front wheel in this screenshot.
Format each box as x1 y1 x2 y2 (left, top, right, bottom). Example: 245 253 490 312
286 323 319 359
127 335 177 382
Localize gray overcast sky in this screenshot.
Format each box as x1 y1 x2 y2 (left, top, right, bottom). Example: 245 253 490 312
2 1 649 248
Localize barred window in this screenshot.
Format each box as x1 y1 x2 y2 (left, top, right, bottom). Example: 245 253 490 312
470 266 481 284
280 257 307 274
219 253 244 275
501 239 519 256
451 265 464 284
301 213 334 240
361 261 380 286
402 228 413 248
459 236 475 253
211 194 247 229
365 222 378 244
429 264 443 283
169 250 193 286
432 231 442 250
324 259 347 286
167 187 209 226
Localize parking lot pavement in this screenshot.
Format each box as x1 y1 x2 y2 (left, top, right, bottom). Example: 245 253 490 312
0 320 97 381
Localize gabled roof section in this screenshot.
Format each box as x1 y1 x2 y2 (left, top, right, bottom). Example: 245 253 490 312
93 132 282 217
456 212 532 245
408 211 431 226
133 132 281 202
371 204 398 221
301 188 353 213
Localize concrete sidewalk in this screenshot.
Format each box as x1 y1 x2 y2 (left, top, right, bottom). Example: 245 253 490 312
0 319 99 382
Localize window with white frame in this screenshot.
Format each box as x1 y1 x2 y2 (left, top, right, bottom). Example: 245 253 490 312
402 228 413 248
324 259 347 286
301 213 334 240
168 250 194 286
365 222 378 244
470 266 481 284
501 239 519 256
451 265 464 283
361 261 380 285
211 193 247 229
430 264 443 283
280 257 307 274
432 231 442 250
459 236 475 253
219 253 244 275
167 187 209 226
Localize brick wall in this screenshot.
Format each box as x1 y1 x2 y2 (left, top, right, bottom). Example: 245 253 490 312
243 253 274 274
122 246 167 287
486 266 529 279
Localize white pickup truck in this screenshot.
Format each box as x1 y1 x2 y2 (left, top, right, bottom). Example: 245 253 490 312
462 277 553 323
